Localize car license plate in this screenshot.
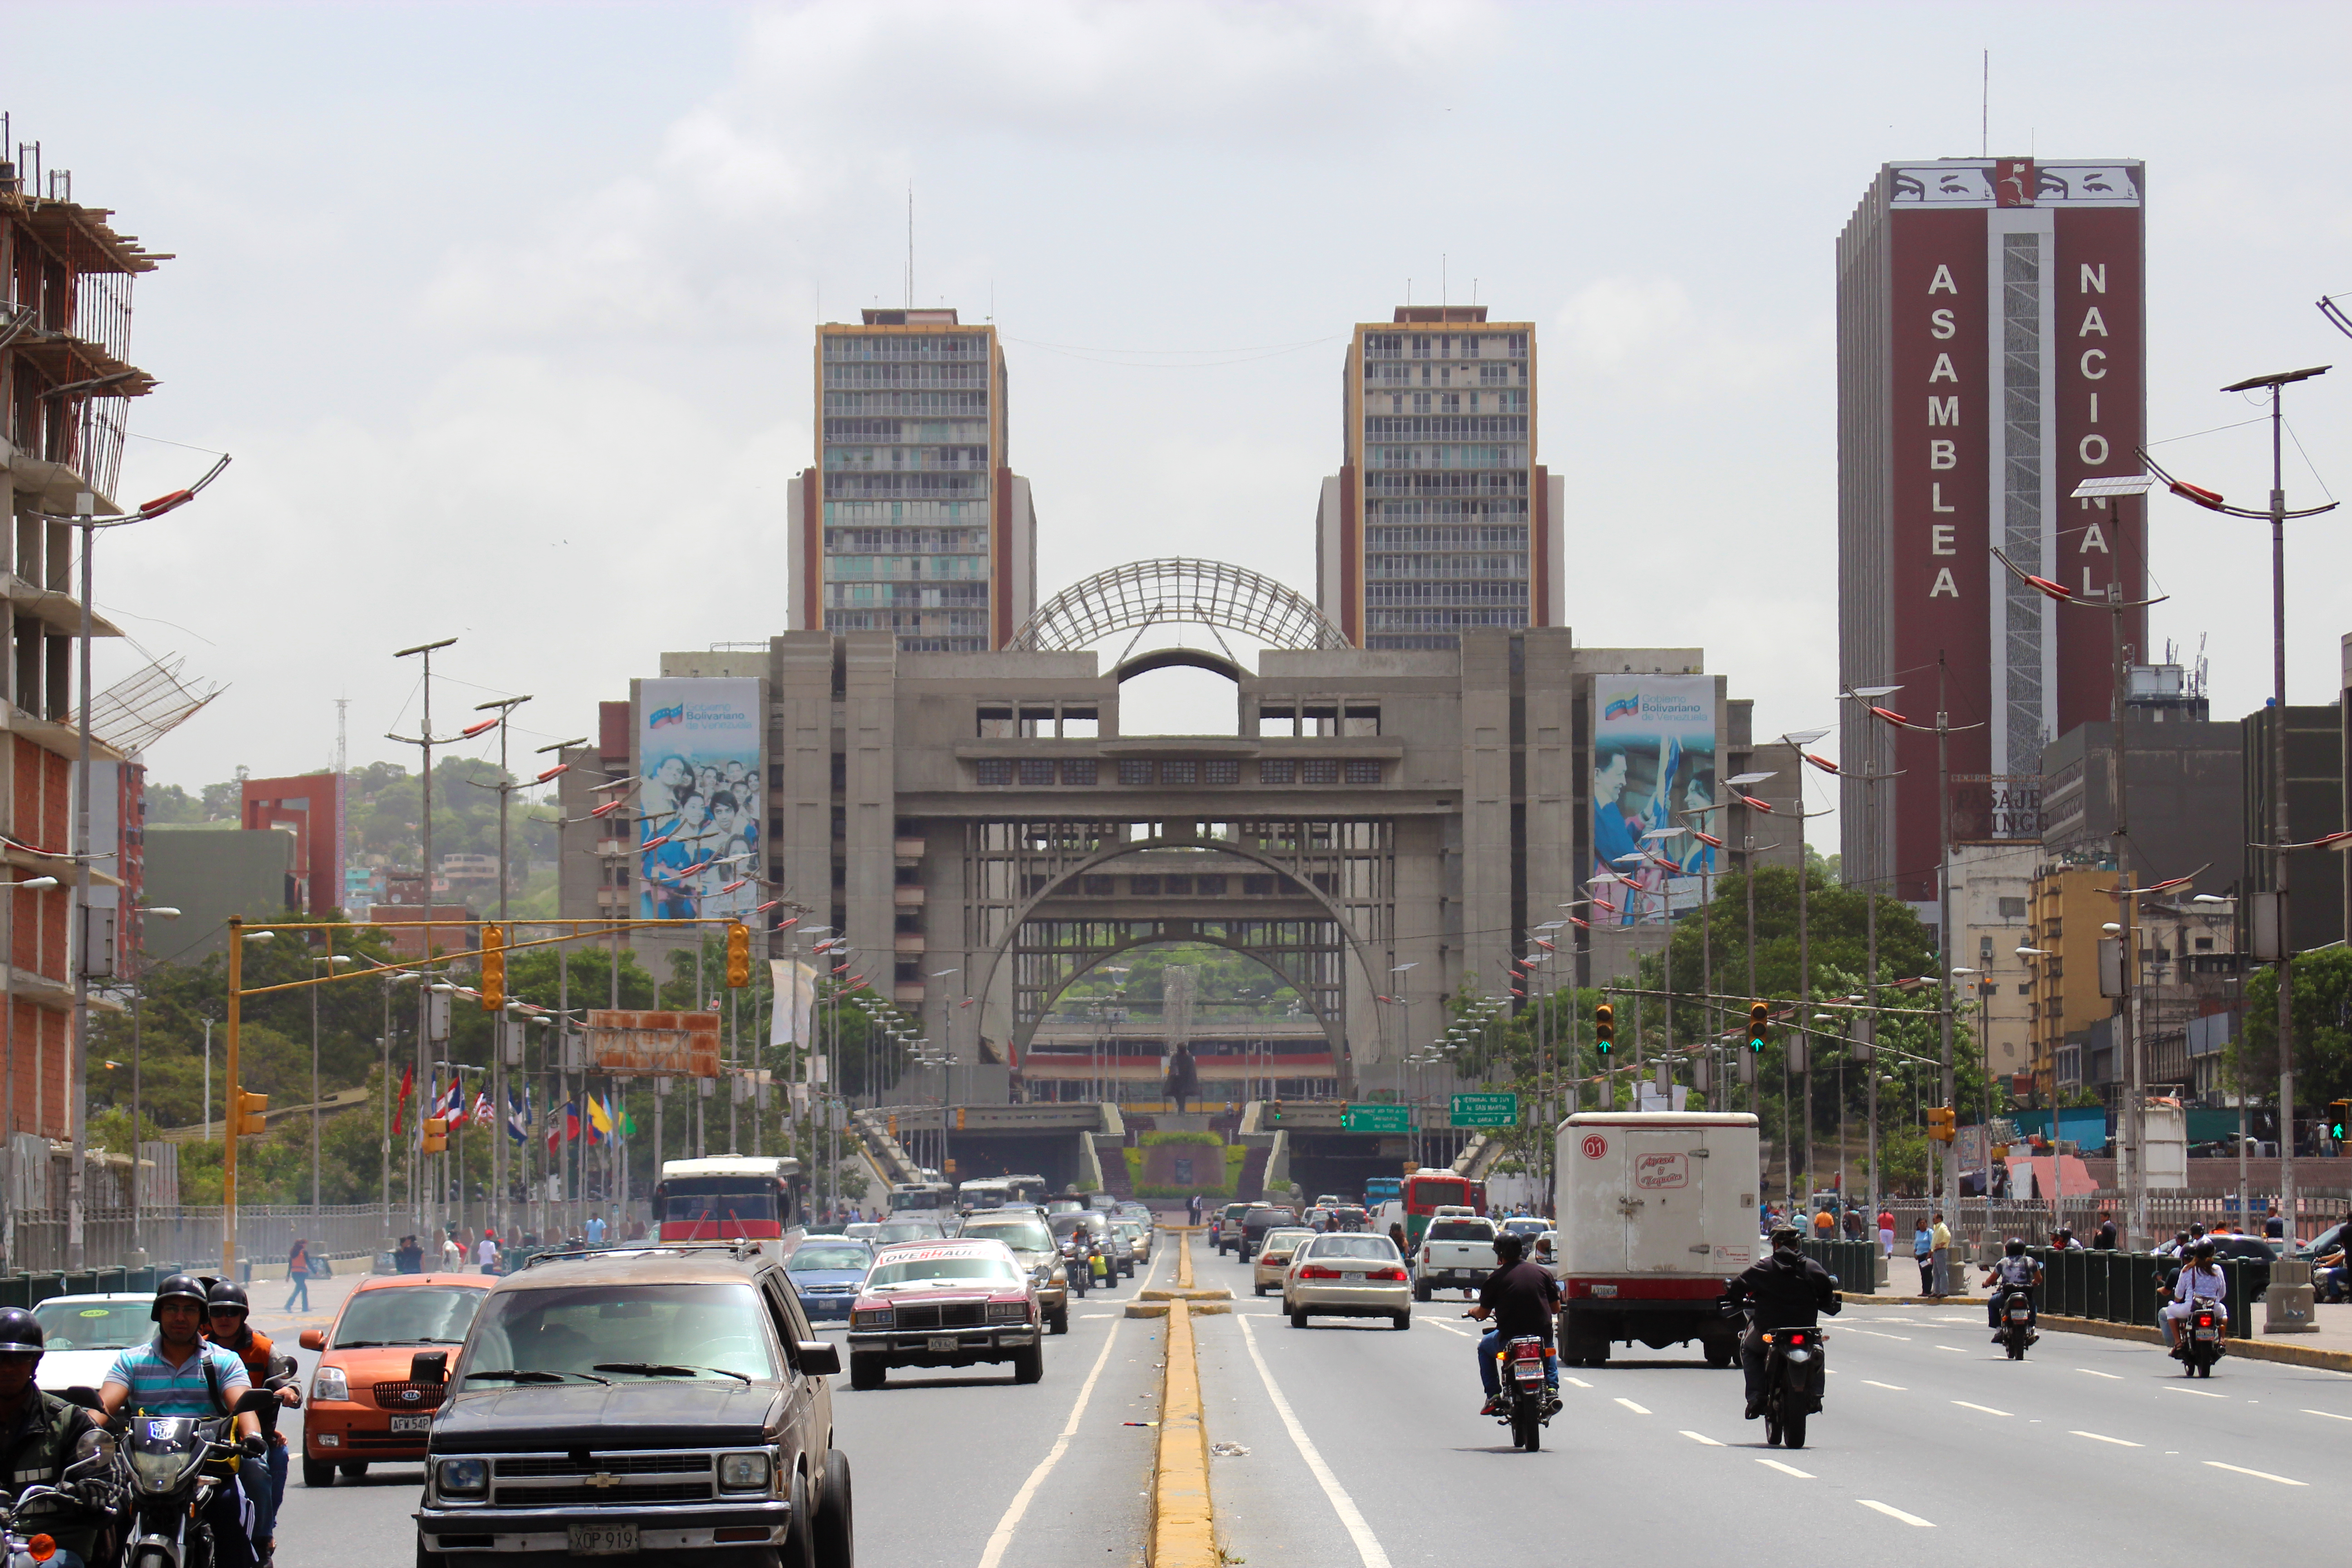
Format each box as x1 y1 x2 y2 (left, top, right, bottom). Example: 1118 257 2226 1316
389 1415 432 1434
568 1524 639 1556
927 1336 958 1353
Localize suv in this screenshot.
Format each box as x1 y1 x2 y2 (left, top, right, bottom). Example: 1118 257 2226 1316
1238 1206 1300 1262
414 1242 852 1568
957 1212 1071 1334
1216 1203 1265 1255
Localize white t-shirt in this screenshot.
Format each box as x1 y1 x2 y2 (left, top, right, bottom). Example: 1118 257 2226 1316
477 1237 499 1266
440 1238 462 1269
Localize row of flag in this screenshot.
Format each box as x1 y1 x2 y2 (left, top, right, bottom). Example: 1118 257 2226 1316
392 1063 638 1148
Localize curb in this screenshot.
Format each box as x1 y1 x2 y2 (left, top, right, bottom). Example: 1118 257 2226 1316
1140 1288 1234 1302
1126 1300 1232 1318
1845 1294 2352 1372
1148 1243 1218 1568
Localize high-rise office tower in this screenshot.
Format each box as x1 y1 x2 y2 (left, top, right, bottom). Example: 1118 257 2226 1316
1836 159 2146 906
1318 306 1564 649
788 308 1037 652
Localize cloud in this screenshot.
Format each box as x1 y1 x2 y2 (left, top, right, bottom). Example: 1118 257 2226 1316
1551 275 1809 396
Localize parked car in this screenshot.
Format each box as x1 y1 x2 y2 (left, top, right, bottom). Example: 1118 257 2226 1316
848 1238 1044 1387
416 1242 850 1564
784 1238 877 1323
1238 1206 1300 1263
1282 1233 1412 1329
1252 1229 1318 1296
298 1272 490 1488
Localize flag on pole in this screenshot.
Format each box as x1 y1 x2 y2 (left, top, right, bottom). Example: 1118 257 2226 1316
394 1063 415 1137
472 1090 494 1130
545 1098 579 1152
618 1098 638 1138
507 1088 530 1144
587 1093 615 1143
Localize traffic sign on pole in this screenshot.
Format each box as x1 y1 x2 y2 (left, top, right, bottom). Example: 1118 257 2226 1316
1339 1103 1411 1134
1450 1093 1519 1128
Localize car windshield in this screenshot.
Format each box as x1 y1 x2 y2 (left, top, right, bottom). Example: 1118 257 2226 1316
330 1286 486 1348
787 1245 873 1273
32 1299 149 1350
1259 1230 1314 1253
1427 1221 1495 1242
962 1220 1054 1254
458 1283 775 1383
873 1222 943 1245
866 1253 1023 1289
1308 1236 1401 1261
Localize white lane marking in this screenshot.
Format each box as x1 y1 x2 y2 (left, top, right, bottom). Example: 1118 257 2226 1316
2077 1368 2122 1380
2302 1409 2352 1422
1236 1313 1393 1568
2205 1460 2306 1487
1952 1400 2011 1418
1845 1329 1913 1342
1614 1398 1651 1415
975 1318 1123 1568
2162 1385 2225 1399
1424 1319 1477 1339
1756 1458 1814 1479
1858 1499 1935 1527
1861 1380 1907 1392
2071 1431 2141 1447
1563 1376 1592 1389
1680 1430 1724 1446
1933 1346 1968 1353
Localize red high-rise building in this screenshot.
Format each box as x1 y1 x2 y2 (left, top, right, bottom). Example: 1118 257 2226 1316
1837 158 2146 909
242 772 346 915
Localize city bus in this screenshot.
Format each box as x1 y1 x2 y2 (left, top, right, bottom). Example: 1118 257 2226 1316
888 1181 956 1216
1362 1176 1404 1211
1394 1170 1487 1250
654 1156 802 1253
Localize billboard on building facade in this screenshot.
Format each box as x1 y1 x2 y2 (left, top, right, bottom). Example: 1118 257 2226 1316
637 677 763 921
1591 676 1718 924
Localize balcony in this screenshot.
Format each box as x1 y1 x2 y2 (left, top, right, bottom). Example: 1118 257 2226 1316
894 837 926 859
893 886 925 907
893 934 926 955
893 983 926 1005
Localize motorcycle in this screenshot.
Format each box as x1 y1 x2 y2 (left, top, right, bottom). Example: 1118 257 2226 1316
2 1391 123 1568
2175 1303 2225 1378
117 1389 277 1568
1755 1325 1825 1450
1480 1329 1556 1452
1995 1288 2038 1360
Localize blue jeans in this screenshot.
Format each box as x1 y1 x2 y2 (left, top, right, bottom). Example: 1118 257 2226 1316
250 1439 288 1544
1477 1329 1558 1397
284 1270 310 1311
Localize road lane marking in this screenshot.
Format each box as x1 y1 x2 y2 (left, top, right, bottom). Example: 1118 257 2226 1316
2070 1431 2141 1447
1861 1380 1907 1391
1614 1398 1651 1415
1858 1499 1935 1527
2162 1386 2225 1399
1680 1431 1724 1446
1951 1401 2011 1417
1563 1377 1593 1389
1933 1346 1967 1353
1424 1319 1476 1338
1235 1314 1393 1568
1845 1329 1912 1341
1755 1458 1813 1479
2302 1409 2352 1422
2076 1368 2122 1380
975 1318 1124 1568
2204 1461 2306 1487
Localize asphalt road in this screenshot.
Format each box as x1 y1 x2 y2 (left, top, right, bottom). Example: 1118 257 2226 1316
259 1240 2351 1566
267 1244 1170 1568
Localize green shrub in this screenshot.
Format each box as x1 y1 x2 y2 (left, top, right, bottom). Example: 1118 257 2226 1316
1139 1129 1224 1147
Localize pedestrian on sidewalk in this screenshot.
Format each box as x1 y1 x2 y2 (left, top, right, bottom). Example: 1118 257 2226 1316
284 1239 312 1312
476 1230 500 1275
2094 1212 2117 1250
1930 1212 1952 1296
1912 1219 1934 1294
2264 1203 2284 1242
1877 1207 1896 1259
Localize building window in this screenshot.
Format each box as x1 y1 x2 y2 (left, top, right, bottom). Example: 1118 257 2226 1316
2194 936 2213 951
1259 760 1296 785
1161 760 1198 785
1062 759 1099 786
1302 759 1341 786
1196 875 1227 897
1202 759 1239 785
1342 760 1382 785
1998 897 2027 919
1163 875 1194 897
1118 760 1154 786
1243 874 1277 897
1082 875 1116 897
977 706 1014 739
975 759 1012 786
1130 875 1161 897
1018 759 1056 787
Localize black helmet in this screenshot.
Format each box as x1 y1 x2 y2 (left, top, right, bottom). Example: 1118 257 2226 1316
2005 1237 2025 1257
2191 1240 2216 1261
0 1307 44 1355
1769 1225 1803 1250
206 1281 250 1318
152 1273 209 1321
1494 1232 1525 1264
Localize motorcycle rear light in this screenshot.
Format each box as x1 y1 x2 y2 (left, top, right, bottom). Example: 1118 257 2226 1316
1513 1344 1544 1360
26 1535 55 1563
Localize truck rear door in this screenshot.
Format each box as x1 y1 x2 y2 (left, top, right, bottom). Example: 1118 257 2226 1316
1623 1127 1709 1273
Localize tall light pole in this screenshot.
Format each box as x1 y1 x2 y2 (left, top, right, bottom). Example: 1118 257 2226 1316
1841 684 1904 1232
390 636 457 1250
1780 728 1833 1211
309 953 354 1219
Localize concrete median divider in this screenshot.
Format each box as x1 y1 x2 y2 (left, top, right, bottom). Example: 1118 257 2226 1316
1147 1230 1220 1568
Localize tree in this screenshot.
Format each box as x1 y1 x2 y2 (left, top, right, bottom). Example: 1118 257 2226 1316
2233 949 2352 1120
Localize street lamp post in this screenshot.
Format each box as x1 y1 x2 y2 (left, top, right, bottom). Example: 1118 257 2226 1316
310 953 354 1221
1841 684 1904 1232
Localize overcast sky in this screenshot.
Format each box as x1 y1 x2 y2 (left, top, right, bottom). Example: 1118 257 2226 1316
12 1 2352 823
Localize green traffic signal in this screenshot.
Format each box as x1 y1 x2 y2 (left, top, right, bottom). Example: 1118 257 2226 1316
1594 1002 1614 1058
1747 1001 1769 1053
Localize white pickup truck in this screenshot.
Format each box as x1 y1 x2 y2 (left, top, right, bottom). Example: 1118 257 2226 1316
1411 1213 1499 1301
1553 1111 1759 1368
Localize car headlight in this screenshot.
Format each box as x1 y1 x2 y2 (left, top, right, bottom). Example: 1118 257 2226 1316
851 1308 894 1330
986 1302 1029 1323
436 1458 488 1496
311 1365 349 1403
718 1452 771 1493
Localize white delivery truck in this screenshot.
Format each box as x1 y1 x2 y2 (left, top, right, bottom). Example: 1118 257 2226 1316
1553 1111 1759 1368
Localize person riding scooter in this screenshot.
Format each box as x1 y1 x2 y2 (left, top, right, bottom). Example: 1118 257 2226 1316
98 1275 266 1568
1467 1232 1559 1416
2159 1240 2229 1356
1982 1238 2042 1345
1723 1226 1840 1421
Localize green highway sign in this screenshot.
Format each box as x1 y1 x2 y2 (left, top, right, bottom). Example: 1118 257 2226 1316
1450 1093 1520 1128
1339 1103 1411 1134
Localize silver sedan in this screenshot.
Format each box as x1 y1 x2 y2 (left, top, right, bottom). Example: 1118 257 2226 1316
1282 1232 1412 1329
1251 1228 1319 1295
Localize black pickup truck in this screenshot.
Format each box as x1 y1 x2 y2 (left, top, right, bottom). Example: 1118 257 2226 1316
412 1242 853 1568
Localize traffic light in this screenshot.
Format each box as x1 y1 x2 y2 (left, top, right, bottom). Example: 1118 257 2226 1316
422 1116 448 1155
2328 1099 2351 1146
1270 1098 1284 1125
231 1090 268 1137
1748 1001 1770 1054
725 921 751 988
1594 1002 1614 1059
480 922 505 1011
1926 1106 1957 1143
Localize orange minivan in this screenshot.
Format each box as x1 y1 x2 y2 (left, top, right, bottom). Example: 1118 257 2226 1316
298 1272 490 1486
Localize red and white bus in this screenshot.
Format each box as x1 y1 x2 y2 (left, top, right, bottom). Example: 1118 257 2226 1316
654 1156 803 1250
1383 1170 1487 1250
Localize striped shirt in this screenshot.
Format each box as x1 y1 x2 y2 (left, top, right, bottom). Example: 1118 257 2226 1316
102 1338 251 1417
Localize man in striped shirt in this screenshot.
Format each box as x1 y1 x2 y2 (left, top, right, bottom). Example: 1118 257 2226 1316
100 1274 264 1568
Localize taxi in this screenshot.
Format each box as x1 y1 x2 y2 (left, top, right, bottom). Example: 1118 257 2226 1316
846 1238 1042 1389
297 1271 490 1486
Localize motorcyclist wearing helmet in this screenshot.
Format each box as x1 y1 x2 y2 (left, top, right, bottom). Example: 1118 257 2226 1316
2159 1240 2229 1354
203 1283 299 1567
0 1308 118 1568
1722 1226 1840 1420
1467 1231 1560 1415
98 1275 264 1568
1980 1238 2043 1342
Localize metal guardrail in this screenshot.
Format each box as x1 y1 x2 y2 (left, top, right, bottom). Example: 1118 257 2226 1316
6 1205 396 1274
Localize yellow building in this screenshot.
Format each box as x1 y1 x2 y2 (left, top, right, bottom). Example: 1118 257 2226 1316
2027 862 2118 1098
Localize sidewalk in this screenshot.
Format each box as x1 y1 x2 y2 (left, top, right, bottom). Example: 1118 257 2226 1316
245 1264 374 1343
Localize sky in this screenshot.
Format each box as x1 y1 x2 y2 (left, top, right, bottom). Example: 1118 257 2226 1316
10 0 2352 832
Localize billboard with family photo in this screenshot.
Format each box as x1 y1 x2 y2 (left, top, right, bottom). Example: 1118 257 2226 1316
637 676 763 921
1590 676 1718 925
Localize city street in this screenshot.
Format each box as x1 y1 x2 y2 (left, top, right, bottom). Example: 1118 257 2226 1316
260 1237 2348 1567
